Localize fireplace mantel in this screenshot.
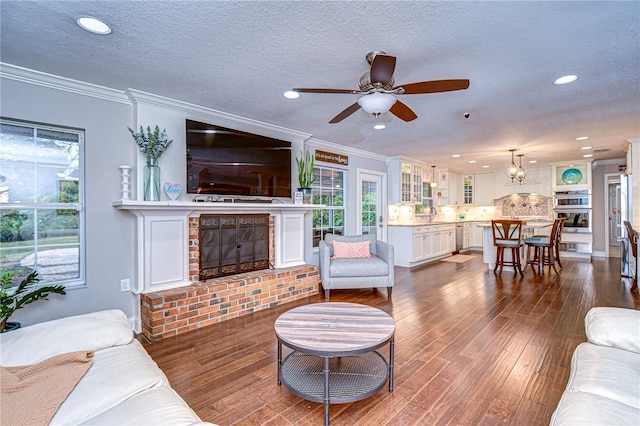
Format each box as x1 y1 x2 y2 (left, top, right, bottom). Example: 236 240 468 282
113 200 317 293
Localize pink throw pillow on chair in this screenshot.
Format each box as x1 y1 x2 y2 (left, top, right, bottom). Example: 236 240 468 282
331 240 373 259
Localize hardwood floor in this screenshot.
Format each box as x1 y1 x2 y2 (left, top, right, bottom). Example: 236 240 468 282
142 255 639 425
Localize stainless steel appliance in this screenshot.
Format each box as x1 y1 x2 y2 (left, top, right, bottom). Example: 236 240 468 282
554 209 592 233
553 190 591 208
456 223 463 251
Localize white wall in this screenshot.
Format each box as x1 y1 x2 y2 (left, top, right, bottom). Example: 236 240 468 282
1 70 138 326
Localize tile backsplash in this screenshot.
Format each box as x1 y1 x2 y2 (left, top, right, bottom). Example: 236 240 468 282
388 192 552 225
497 193 551 218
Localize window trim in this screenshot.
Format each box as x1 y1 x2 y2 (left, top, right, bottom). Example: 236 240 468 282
311 165 346 249
0 117 86 288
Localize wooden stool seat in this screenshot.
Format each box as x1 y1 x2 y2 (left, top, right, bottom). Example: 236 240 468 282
524 219 564 276
492 220 524 276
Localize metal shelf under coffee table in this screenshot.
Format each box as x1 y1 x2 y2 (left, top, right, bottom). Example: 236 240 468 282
275 302 396 426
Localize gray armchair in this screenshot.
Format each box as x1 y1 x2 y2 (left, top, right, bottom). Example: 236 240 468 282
319 233 394 299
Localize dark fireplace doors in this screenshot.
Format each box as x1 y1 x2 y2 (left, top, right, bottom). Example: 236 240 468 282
199 214 270 280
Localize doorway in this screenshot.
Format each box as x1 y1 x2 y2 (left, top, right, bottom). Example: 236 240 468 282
357 169 387 242
605 173 622 258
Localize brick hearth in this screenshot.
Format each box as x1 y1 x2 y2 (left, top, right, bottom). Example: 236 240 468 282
140 265 319 341
140 214 319 341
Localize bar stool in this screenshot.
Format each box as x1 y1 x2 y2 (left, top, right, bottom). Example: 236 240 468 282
623 221 638 292
491 220 524 276
524 219 564 275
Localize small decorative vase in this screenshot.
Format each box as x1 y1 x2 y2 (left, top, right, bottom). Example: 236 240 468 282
144 157 161 201
298 188 312 204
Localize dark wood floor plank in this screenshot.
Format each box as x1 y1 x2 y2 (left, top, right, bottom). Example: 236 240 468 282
143 256 639 425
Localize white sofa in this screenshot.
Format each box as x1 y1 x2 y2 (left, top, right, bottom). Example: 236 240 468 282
0 309 216 426
551 307 640 425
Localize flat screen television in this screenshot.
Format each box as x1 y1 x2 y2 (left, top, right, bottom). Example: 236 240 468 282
186 119 292 198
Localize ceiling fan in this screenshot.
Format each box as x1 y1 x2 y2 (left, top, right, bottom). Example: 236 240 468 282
292 51 470 123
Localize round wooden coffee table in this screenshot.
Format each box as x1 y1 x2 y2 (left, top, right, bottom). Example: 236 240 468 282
274 302 396 426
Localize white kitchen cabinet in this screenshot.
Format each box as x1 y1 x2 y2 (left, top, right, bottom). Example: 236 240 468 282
474 173 495 205
463 175 474 205
435 169 462 205
389 224 456 267
470 222 486 249
388 156 424 204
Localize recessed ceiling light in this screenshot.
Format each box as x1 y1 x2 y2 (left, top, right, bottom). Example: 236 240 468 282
468 160 476 164
451 154 461 158
373 124 386 130
581 146 592 150
283 90 300 99
576 136 589 141
528 160 537 164
583 154 593 158
76 16 112 34
482 165 490 168
554 75 578 85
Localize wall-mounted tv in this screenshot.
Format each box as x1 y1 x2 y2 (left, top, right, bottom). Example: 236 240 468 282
186 119 292 198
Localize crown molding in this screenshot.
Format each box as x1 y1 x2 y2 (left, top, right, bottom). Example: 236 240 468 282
304 137 388 162
0 62 130 104
127 88 312 143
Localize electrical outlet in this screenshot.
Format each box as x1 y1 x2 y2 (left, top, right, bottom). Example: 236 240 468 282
120 278 130 292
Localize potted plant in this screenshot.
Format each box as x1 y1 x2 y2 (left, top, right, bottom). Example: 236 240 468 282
128 125 173 201
1 271 66 332
296 149 316 204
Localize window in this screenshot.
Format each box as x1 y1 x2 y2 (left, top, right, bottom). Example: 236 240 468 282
311 166 345 247
0 119 84 287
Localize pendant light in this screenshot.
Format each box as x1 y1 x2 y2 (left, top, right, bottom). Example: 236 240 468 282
515 154 527 184
430 165 438 188
505 149 518 181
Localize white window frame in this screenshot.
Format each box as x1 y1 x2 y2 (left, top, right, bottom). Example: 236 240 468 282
311 165 346 249
0 118 85 288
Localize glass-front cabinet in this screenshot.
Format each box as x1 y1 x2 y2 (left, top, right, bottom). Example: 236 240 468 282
463 174 474 205
388 156 424 204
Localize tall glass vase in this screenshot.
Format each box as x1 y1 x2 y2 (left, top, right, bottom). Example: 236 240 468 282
143 157 161 201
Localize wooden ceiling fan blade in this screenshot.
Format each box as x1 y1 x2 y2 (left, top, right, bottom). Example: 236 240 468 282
370 54 396 86
395 79 470 94
390 101 418 122
292 88 360 94
329 102 361 123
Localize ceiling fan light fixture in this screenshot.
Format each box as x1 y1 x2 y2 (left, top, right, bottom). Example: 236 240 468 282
283 90 300 99
358 92 396 118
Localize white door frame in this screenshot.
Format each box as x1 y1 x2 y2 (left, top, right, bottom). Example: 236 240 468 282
357 168 388 242
604 172 621 258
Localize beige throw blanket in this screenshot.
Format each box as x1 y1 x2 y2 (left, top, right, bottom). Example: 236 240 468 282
1 350 93 425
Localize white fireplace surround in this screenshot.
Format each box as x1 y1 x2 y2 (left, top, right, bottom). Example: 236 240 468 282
113 200 316 294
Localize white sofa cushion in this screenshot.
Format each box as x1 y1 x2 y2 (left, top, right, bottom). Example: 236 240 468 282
551 391 640 425
0 310 133 367
585 307 640 353
566 342 640 409
79 387 204 425
51 339 168 425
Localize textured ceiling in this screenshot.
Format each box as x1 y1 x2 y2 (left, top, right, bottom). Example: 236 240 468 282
1 1 639 172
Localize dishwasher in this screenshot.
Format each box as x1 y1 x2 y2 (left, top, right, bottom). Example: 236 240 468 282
456 222 470 252
456 223 464 252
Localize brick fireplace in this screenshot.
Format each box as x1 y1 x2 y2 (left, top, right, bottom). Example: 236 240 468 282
139 212 319 341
